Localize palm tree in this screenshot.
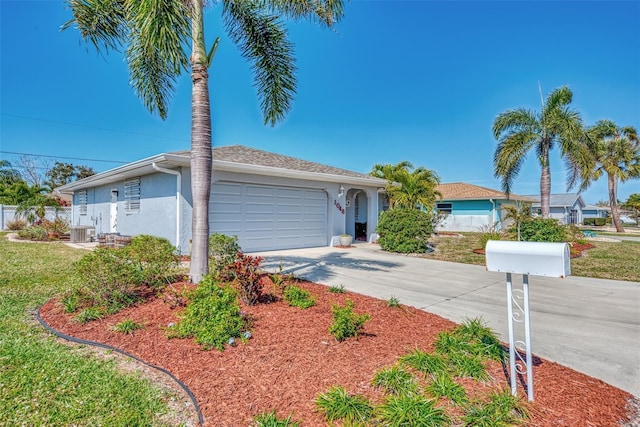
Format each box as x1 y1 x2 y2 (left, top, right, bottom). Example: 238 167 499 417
493 86 584 218
623 193 640 222
64 0 344 283
371 162 440 211
569 120 640 232
502 201 532 241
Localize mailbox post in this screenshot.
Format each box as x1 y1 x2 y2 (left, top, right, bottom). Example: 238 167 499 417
485 240 571 402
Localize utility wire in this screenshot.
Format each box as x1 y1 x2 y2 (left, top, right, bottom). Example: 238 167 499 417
0 150 128 164
1 112 188 142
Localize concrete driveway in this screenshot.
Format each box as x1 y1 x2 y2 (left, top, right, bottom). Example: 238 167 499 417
252 243 640 398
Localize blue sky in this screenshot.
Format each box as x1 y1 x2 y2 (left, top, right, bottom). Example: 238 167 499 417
1 0 639 204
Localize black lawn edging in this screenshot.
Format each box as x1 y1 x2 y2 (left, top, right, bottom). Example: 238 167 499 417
35 306 204 427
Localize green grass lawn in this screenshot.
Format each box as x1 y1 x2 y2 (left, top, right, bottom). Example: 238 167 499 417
0 235 186 426
426 233 640 282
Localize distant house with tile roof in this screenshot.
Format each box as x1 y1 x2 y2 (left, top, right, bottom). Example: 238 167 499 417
56 145 388 252
523 193 587 225
435 182 534 232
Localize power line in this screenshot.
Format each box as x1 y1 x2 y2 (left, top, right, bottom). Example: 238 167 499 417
0 150 129 164
1 112 188 142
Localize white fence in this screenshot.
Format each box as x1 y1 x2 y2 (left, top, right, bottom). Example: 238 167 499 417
0 205 72 230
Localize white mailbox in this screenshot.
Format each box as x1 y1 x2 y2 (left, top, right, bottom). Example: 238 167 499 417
485 240 571 278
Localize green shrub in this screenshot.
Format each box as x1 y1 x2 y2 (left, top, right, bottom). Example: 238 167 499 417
518 218 566 242
17 225 47 240
42 217 69 235
75 306 105 324
328 284 346 293
209 233 241 278
74 247 144 311
283 285 316 309
376 208 434 253
583 218 596 226
124 235 180 287
329 299 370 341
169 275 247 351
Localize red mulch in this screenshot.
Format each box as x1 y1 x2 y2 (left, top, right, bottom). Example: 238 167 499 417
39 278 635 427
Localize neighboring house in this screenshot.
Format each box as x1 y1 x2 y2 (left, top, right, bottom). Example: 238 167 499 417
524 193 586 225
582 204 609 220
435 182 534 232
56 145 388 253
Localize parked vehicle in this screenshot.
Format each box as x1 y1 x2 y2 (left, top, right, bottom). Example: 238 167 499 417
619 215 638 225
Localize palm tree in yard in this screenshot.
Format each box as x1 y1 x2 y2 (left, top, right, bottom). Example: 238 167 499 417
493 86 585 218
64 0 344 283
569 120 640 232
371 162 441 211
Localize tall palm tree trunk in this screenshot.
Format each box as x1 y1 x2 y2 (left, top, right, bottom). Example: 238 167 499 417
189 0 212 283
609 174 624 232
540 158 551 218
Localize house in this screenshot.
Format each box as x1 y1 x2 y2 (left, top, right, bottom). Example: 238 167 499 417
523 193 586 225
435 182 534 232
582 204 609 220
56 145 388 253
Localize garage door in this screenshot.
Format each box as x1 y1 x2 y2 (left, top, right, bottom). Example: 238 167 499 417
210 183 328 252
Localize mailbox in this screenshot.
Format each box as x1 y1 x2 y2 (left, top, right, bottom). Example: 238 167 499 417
485 240 571 278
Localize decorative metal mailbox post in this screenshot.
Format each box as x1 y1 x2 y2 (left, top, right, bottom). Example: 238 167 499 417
485 240 571 401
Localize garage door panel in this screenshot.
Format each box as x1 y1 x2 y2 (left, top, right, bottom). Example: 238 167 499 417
210 183 327 252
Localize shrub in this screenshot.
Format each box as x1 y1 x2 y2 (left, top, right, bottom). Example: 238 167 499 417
376 208 434 253
329 299 370 341
478 223 503 248
518 218 566 242
169 275 247 351
376 394 449 426
17 226 47 240
124 235 180 287
565 224 583 242
227 253 263 305
283 285 316 309
583 218 596 226
6 218 26 230
75 306 105 324
372 366 419 396
74 247 145 311
328 284 346 294
209 233 241 278
42 217 69 235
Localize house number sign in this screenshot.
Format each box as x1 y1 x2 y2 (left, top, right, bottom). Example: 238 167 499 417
334 200 345 214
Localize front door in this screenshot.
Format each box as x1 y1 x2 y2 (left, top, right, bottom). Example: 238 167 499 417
110 189 118 232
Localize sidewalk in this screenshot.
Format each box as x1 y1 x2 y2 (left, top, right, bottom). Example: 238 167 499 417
252 243 640 398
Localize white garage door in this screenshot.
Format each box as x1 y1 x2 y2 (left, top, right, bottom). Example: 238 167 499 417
210 183 328 252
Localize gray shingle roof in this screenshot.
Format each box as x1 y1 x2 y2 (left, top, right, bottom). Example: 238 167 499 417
206 145 381 181
523 193 583 208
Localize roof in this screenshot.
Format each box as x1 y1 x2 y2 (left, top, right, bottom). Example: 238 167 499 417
583 204 610 211
523 193 586 208
436 182 534 202
56 145 387 192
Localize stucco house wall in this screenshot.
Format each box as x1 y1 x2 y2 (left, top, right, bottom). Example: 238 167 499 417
58 146 387 253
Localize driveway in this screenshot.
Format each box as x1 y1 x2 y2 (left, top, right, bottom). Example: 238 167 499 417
252 243 640 398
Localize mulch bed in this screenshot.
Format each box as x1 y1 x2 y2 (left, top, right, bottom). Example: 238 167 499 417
38 277 636 427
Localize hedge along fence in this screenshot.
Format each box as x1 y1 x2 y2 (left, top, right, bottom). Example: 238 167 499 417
583 217 611 226
0 205 72 230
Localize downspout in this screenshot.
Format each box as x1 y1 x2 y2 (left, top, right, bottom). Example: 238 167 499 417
489 198 496 228
152 163 182 252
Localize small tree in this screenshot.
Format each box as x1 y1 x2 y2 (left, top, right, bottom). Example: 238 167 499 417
502 201 532 241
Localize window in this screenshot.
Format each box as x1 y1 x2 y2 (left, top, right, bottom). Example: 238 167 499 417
77 190 88 215
437 203 452 215
124 177 141 214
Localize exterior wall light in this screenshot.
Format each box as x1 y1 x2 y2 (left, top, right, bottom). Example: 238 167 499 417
338 185 345 197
